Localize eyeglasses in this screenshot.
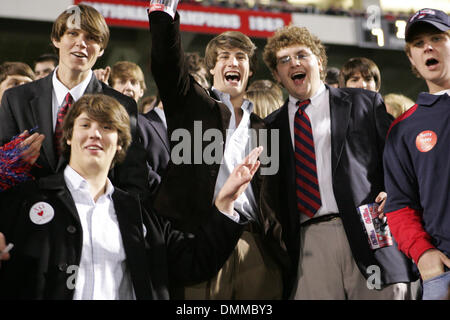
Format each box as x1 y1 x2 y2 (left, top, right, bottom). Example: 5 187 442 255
277 53 311 65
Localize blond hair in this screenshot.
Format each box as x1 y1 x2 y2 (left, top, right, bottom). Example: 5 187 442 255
246 80 284 118
109 61 147 91
384 93 415 119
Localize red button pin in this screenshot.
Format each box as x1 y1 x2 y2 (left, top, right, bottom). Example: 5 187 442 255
416 130 437 153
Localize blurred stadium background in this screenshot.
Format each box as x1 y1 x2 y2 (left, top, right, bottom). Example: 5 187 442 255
1 0 449 100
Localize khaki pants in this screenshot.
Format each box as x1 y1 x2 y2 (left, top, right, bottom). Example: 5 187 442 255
184 231 283 300
291 217 418 300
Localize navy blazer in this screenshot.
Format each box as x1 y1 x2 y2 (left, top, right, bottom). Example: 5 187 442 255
262 86 418 295
0 173 245 299
0 72 148 196
138 110 170 204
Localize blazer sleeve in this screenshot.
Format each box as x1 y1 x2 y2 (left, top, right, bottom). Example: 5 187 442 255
147 205 246 285
148 11 213 125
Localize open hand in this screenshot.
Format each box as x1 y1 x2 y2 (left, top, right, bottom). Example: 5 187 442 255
215 146 263 215
417 249 450 281
19 130 45 165
0 232 11 267
93 66 111 85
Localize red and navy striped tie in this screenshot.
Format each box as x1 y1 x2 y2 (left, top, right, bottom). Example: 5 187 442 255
54 93 73 156
294 99 322 217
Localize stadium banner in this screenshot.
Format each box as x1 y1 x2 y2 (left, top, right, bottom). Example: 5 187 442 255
74 0 292 37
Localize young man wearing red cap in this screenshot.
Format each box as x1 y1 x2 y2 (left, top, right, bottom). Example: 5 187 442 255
383 8 450 300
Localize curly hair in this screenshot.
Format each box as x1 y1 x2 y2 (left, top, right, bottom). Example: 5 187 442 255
263 25 328 80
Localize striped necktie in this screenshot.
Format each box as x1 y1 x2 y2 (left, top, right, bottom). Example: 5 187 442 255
294 99 322 217
54 92 73 157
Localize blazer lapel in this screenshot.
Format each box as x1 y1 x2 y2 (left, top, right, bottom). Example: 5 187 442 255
83 74 103 94
113 190 153 299
38 173 81 226
30 75 57 170
328 86 352 175
146 111 170 152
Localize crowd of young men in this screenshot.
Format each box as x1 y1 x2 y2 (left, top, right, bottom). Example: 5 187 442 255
0 4 449 300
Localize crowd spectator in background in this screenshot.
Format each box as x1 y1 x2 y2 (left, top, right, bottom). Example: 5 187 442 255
339 57 381 92
262 24 417 299
33 53 58 80
325 67 340 88
246 79 283 118
185 52 211 89
383 93 414 118
383 8 450 300
109 61 147 103
0 62 35 102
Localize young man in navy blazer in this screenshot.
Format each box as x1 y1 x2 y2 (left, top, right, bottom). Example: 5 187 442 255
261 25 417 299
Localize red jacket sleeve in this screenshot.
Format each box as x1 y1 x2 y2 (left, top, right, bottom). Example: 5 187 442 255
386 206 435 263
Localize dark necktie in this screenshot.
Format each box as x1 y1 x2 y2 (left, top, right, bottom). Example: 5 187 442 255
54 92 73 156
294 99 322 217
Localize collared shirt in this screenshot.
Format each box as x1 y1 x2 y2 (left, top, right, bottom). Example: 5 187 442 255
64 165 135 300
434 88 450 95
153 106 167 129
52 68 93 129
287 83 339 223
211 87 258 222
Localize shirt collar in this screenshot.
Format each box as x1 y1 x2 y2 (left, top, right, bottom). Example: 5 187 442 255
64 165 114 199
434 88 450 96
289 82 326 108
416 90 449 107
211 87 254 114
52 67 93 106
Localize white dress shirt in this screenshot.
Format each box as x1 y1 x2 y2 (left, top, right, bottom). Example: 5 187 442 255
52 68 93 130
211 88 258 222
288 83 339 223
64 165 136 300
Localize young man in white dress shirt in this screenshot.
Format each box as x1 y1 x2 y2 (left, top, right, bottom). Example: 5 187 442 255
149 7 286 299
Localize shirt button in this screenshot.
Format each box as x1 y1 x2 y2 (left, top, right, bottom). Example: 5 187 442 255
58 263 68 272
66 225 77 234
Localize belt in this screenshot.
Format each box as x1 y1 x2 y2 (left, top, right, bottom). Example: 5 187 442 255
300 213 340 228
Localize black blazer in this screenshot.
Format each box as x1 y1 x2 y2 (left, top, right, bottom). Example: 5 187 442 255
0 73 148 196
0 173 245 299
262 86 417 295
149 11 289 281
137 110 170 204
149 11 267 232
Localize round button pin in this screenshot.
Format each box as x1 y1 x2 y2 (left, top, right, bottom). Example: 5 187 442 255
416 130 437 153
29 202 55 225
